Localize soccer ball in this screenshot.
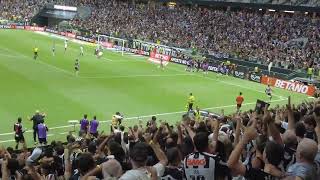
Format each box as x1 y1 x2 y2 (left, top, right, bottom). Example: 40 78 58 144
98 51 103 58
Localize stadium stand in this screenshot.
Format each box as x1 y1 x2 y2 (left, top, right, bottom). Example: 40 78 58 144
69 1 320 71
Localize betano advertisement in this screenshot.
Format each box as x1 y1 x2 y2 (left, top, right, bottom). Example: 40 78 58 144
261 76 315 96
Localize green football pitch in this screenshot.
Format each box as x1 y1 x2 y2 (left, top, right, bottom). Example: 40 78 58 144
0 29 310 147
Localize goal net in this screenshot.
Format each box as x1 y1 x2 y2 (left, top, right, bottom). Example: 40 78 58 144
97 35 126 56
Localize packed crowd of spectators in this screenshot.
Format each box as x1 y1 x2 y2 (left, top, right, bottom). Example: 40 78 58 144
1 96 320 180
0 0 88 23
71 0 320 71
0 0 39 22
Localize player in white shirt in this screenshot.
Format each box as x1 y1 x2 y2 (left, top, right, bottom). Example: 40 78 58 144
265 85 272 101
64 40 68 53
80 45 84 56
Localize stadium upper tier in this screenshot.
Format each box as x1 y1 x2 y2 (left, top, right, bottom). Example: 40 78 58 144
1 0 320 71
178 0 320 7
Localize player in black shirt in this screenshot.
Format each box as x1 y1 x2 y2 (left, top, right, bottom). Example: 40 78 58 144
29 110 46 144
186 57 192 72
75 59 80 76
196 59 201 72
14 117 25 150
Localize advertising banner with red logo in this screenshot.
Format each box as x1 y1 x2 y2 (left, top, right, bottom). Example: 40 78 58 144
150 52 171 61
261 76 315 96
149 49 171 66
66 32 76 38
25 26 45 31
0 24 24 29
100 41 113 48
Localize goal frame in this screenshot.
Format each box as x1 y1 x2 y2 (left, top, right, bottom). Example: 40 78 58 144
97 35 126 56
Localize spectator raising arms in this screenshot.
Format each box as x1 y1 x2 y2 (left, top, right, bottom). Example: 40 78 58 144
2 96 320 180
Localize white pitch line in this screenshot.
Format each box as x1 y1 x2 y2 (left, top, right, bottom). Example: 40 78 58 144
0 98 286 138
102 57 113 61
166 65 286 100
38 60 74 76
80 73 192 79
0 53 25 58
1 47 75 77
204 75 286 100
0 140 15 143
0 98 287 143
0 124 75 136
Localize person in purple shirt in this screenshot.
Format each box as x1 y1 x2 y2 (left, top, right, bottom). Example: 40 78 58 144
37 120 48 145
202 61 209 75
79 114 89 134
89 116 99 137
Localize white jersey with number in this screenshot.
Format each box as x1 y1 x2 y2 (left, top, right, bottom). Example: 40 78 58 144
183 152 229 180
80 46 83 53
64 40 68 48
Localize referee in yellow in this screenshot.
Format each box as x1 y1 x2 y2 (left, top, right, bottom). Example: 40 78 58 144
188 93 195 111
33 47 39 60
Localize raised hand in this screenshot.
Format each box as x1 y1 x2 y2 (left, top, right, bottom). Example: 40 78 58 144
242 125 258 144
286 96 292 111
263 106 273 125
143 133 152 144
210 119 219 131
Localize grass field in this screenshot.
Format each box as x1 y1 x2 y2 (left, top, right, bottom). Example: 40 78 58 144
0 29 310 147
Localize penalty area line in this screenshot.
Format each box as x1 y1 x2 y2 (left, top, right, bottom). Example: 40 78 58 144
0 98 286 142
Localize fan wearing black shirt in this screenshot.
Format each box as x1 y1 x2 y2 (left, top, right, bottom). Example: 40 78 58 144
228 123 285 180
281 130 297 171
161 147 184 180
29 110 46 145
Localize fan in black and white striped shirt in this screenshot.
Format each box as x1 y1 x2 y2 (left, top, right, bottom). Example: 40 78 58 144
183 132 230 180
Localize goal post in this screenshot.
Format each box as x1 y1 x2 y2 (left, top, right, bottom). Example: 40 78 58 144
97 35 126 56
